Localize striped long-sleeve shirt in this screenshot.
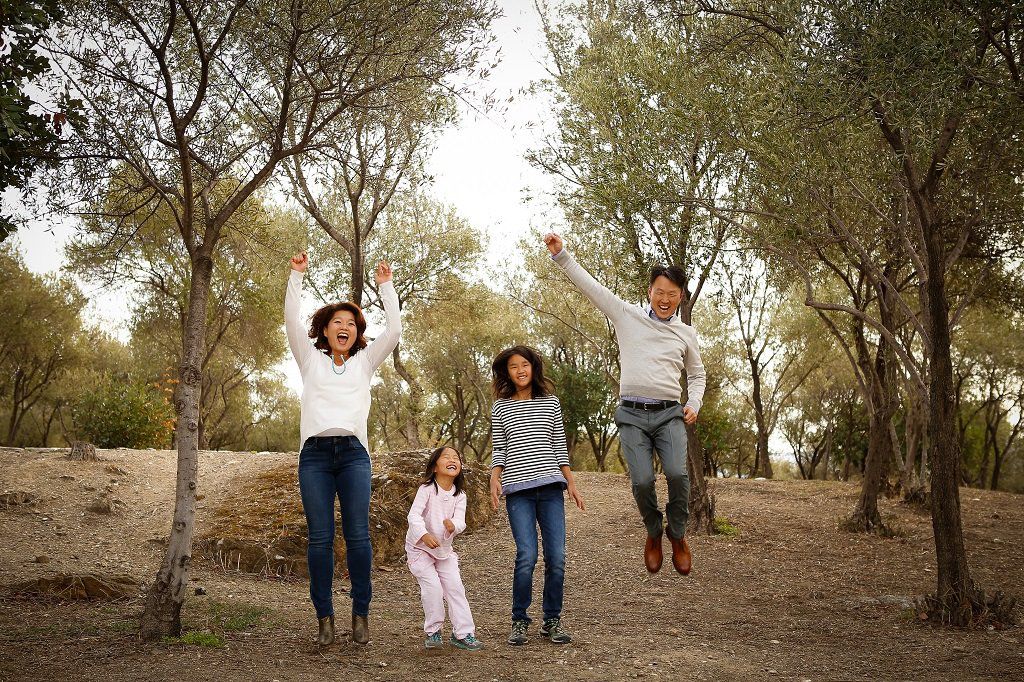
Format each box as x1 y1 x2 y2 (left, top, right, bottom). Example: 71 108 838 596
490 395 570 495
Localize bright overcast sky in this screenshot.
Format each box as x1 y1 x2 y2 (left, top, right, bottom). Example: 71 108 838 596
11 0 561 328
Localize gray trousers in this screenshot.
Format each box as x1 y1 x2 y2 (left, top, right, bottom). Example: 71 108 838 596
615 404 690 540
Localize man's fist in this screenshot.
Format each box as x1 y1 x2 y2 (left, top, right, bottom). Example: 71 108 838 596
290 252 308 272
543 233 564 256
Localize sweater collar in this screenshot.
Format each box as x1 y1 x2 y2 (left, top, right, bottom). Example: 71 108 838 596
645 303 678 323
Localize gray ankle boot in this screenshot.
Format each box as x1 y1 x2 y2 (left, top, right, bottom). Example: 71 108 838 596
351 613 369 644
317 614 335 646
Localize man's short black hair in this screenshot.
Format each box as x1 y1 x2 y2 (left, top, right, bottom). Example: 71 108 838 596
649 264 686 290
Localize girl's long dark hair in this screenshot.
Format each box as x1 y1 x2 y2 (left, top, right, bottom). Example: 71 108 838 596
421 445 465 496
491 345 554 400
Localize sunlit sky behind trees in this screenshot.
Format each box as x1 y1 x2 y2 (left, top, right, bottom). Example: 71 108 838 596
13 0 557 373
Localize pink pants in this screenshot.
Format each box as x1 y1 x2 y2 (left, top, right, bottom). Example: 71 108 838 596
407 549 475 638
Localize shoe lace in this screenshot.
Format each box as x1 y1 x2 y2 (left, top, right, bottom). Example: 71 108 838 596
512 621 528 636
463 634 479 644
544 618 561 632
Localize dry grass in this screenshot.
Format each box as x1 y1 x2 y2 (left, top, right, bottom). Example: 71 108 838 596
196 449 493 578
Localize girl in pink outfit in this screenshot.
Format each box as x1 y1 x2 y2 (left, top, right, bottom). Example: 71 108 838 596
406 446 483 651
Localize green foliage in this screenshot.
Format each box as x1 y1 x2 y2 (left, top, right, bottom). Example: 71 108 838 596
68 187 300 451
0 0 84 239
162 631 225 648
207 601 269 632
713 517 739 537
0 246 84 445
71 374 174 449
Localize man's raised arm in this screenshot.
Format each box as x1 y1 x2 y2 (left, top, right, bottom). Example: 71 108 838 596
545 233 630 324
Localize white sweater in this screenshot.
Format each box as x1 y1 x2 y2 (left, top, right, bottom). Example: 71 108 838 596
285 270 401 452
552 249 707 412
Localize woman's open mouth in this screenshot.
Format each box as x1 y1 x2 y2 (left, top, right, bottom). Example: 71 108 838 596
337 332 350 344
445 463 459 472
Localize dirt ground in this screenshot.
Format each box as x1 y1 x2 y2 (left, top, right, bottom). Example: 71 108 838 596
0 446 1022 681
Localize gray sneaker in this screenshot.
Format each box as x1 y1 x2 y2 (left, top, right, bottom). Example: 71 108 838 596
540 617 572 644
450 633 483 651
507 619 529 646
425 631 443 649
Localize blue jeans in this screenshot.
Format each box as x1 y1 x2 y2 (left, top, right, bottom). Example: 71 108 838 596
505 483 566 623
616 404 690 540
298 435 373 618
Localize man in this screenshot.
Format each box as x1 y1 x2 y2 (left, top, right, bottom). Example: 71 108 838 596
545 233 706 575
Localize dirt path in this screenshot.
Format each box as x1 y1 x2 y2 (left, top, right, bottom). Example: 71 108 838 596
1 448 1022 681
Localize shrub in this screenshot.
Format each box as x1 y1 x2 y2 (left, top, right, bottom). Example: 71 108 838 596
72 375 174 448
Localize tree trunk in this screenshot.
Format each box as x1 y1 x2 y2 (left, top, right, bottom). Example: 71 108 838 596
350 243 365 307
822 428 831 480
749 357 773 478
140 254 213 640
923 226 983 625
686 424 715 534
990 450 1003 491
678 295 715 531
849 327 897 532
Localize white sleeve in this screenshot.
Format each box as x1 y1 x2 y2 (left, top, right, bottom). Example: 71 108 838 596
362 281 402 373
285 270 313 370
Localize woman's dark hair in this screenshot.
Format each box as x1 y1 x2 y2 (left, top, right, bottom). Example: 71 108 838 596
649 264 687 291
491 345 554 399
421 445 465 496
309 302 368 356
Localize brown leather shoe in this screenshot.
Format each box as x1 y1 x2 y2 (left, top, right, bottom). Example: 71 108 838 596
644 533 664 573
317 614 335 646
669 534 692 576
351 613 369 644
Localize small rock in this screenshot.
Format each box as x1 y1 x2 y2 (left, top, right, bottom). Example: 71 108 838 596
769 639 782 645
194 586 207 596
33 555 50 564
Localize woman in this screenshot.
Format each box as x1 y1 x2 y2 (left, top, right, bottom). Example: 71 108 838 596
286 251 401 646
489 345 584 647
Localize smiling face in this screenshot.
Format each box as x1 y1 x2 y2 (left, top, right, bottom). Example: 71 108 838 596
506 354 533 394
323 309 358 356
648 275 683 320
434 447 463 479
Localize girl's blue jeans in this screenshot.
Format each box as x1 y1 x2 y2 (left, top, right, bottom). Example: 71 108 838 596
505 482 567 623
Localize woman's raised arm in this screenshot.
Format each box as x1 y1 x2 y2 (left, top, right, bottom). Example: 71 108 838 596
363 260 402 373
285 252 314 370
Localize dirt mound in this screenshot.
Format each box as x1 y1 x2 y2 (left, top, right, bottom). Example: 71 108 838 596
196 449 492 578
7 573 140 601
1 490 37 509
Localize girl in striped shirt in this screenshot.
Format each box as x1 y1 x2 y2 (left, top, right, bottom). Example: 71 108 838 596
489 345 585 646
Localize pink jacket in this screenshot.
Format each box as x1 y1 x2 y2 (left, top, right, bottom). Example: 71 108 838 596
405 483 467 560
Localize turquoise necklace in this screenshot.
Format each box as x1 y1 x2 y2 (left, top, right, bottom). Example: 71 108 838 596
331 352 348 375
